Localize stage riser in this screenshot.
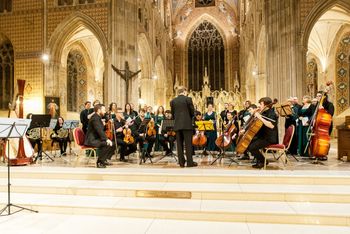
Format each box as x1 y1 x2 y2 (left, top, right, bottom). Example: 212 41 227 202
1 203 349 227
1 186 350 204
1 172 350 185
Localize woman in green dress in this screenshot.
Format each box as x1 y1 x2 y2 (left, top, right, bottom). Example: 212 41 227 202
297 96 313 157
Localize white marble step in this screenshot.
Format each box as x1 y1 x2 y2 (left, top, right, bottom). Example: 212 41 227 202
1 192 350 226
2 213 350 234
1 178 350 203
1 166 350 185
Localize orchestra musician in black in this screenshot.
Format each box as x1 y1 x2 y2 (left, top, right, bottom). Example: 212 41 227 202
85 104 116 168
158 110 175 156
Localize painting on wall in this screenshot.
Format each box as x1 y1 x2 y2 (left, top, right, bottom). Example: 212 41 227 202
45 96 60 119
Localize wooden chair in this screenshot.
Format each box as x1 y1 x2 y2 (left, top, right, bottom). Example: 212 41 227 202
72 128 97 164
263 125 295 170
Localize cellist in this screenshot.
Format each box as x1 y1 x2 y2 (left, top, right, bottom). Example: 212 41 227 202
244 97 278 169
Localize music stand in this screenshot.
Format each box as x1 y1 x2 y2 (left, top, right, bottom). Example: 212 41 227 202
138 119 153 164
156 119 177 163
0 118 38 216
30 114 54 162
275 104 292 117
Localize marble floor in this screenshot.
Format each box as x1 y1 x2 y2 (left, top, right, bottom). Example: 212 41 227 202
20 139 349 171
1 213 350 234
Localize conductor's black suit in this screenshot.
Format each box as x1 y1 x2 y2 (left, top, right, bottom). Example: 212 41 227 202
170 94 195 167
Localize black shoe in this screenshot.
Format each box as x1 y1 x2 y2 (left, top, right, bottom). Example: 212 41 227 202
319 156 328 161
202 151 208 156
187 162 198 167
104 160 113 165
96 161 106 168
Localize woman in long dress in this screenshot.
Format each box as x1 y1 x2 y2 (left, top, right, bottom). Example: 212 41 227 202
297 96 313 157
204 103 218 151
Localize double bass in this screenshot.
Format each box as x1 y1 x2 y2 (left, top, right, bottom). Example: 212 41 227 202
306 82 333 158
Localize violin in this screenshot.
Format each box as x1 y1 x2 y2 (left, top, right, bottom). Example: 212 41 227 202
123 126 135 144
147 119 157 137
105 120 114 140
167 130 176 137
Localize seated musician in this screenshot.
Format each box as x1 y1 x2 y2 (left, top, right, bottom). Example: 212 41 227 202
237 104 257 160
133 109 156 158
192 111 207 155
244 98 278 168
158 110 175 156
52 116 70 156
85 104 115 168
26 113 43 161
114 111 137 162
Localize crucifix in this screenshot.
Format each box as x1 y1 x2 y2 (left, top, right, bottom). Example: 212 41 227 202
111 61 141 104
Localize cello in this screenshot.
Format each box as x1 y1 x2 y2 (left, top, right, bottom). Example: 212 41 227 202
235 104 272 154
215 119 237 150
306 82 333 158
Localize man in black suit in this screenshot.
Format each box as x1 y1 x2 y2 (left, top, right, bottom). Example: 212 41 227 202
85 104 115 168
80 101 91 134
170 86 197 167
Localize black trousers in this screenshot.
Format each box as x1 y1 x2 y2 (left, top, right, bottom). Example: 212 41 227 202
116 138 137 160
136 135 155 154
247 138 271 163
97 144 116 162
176 130 194 166
29 138 43 156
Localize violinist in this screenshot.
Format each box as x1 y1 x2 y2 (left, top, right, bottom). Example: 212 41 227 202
114 111 137 162
245 97 278 169
133 109 156 157
159 110 175 156
85 104 115 168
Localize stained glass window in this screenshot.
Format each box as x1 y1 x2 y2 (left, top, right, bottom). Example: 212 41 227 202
188 20 225 91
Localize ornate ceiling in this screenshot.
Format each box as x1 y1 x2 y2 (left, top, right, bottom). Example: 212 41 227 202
172 0 238 17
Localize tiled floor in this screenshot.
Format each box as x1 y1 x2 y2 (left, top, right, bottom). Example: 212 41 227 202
1 213 350 234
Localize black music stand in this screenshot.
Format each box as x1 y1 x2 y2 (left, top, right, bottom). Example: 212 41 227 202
30 114 54 162
138 119 153 164
156 119 177 163
0 118 38 216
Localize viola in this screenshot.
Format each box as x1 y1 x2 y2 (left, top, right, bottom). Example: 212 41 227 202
147 119 157 137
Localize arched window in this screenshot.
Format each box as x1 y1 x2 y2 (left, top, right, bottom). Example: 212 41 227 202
188 20 225 91
0 0 12 13
0 40 14 110
67 50 87 112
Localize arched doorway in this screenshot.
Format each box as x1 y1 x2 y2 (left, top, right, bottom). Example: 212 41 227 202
47 13 107 119
154 56 166 107
246 52 257 103
187 20 225 91
0 35 14 110
137 33 154 106
306 5 350 115
256 27 267 100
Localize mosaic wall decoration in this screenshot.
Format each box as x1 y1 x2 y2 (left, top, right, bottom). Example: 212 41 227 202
306 58 318 98
336 32 350 114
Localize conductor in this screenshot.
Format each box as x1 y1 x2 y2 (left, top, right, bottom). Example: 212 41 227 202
170 86 197 167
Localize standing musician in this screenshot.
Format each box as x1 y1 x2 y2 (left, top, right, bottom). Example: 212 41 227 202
158 110 175 156
80 101 91 134
108 102 118 120
155 105 165 151
245 97 278 169
220 103 229 124
170 86 197 167
204 103 218 152
238 100 252 127
133 109 156 158
315 91 334 135
85 104 115 168
114 111 137 162
52 116 70 156
26 113 43 161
